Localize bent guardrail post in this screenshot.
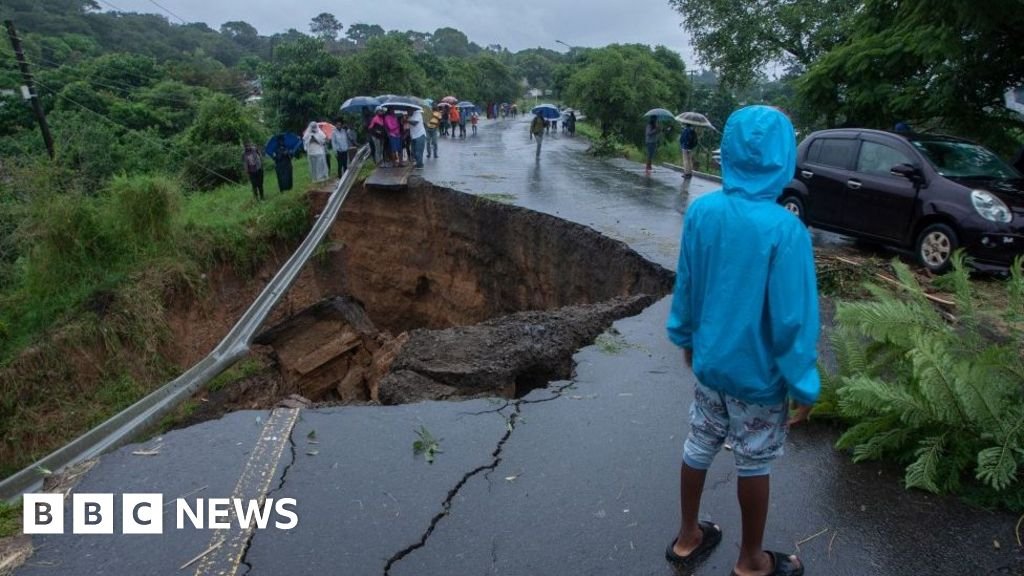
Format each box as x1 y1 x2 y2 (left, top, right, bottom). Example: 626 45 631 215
0 146 370 502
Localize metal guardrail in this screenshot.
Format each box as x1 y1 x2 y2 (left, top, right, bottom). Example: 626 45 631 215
0 146 371 501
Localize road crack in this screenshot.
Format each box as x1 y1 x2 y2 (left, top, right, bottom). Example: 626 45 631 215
383 405 522 575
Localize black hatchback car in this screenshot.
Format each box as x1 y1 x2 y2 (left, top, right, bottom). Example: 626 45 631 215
779 129 1024 272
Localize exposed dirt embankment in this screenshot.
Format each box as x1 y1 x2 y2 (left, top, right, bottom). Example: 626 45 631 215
327 180 673 333
0 219 347 476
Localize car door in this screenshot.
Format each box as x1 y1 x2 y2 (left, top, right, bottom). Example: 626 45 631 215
798 137 859 228
844 138 920 243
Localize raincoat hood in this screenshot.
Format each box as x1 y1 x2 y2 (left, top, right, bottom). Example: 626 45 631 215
720 105 796 202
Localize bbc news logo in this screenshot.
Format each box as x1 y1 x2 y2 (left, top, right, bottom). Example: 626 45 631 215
23 494 298 534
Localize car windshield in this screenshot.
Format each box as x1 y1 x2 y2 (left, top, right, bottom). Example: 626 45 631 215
911 140 1021 179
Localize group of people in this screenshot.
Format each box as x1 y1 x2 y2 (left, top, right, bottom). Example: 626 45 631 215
435 104 479 139
240 118 358 201
302 120 358 183
645 116 699 176
369 105 443 168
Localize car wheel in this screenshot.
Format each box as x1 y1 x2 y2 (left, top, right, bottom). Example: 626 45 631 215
916 223 958 273
781 195 805 222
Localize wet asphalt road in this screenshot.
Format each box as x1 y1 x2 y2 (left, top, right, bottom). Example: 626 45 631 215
15 118 1022 576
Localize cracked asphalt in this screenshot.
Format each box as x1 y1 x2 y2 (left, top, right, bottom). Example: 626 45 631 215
14 118 1023 575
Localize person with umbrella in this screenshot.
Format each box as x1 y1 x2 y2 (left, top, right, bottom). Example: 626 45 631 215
409 107 427 168
383 108 403 167
645 116 663 174
303 121 329 182
266 133 298 193
530 110 546 159
242 142 265 201
368 107 387 165
680 122 698 178
449 105 461 139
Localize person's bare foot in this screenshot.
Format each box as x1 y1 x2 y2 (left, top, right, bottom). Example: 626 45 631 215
671 527 703 557
732 551 802 576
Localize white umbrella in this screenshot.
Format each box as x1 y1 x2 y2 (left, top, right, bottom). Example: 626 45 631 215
675 111 717 131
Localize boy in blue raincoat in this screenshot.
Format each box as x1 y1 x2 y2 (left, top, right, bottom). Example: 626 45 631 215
665 106 819 576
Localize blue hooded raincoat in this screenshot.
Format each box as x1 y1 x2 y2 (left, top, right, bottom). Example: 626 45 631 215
666 106 820 406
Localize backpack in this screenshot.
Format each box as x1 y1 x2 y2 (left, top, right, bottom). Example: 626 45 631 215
244 150 261 172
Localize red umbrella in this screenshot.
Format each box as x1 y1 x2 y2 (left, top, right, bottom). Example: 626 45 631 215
441 96 458 105
317 122 335 138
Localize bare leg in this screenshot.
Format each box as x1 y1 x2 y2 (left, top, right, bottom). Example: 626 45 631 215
732 475 775 576
672 462 708 555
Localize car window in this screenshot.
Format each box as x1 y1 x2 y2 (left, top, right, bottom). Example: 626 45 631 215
810 138 857 170
911 140 1022 179
856 141 913 176
805 139 822 163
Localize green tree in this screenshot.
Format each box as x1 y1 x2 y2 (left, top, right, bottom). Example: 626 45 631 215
798 0 1024 152
472 54 519 105
179 93 264 190
345 23 384 47
347 36 427 97
565 45 685 143
430 27 473 58
668 0 857 87
261 37 343 131
310 12 342 42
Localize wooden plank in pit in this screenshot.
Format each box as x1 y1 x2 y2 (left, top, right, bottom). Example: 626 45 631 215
365 164 414 190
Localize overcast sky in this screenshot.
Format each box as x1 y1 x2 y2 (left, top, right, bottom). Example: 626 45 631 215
103 0 699 67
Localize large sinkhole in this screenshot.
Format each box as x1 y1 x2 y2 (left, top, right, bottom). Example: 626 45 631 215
195 178 674 418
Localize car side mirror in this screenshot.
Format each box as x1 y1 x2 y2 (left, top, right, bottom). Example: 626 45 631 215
890 163 921 181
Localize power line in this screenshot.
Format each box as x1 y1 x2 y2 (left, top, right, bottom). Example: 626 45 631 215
36 77 239 186
147 0 187 24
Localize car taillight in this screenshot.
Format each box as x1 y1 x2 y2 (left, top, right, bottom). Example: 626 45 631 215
971 190 1012 223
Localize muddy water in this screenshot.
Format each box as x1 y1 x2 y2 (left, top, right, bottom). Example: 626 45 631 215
195 180 674 417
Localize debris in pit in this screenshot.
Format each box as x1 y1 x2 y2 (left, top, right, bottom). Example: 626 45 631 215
254 297 406 404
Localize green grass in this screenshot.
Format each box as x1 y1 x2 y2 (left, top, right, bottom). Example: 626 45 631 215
476 193 517 204
577 120 722 175
0 499 20 537
0 154 332 478
207 357 265 393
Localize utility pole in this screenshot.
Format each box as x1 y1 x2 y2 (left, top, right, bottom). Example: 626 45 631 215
5 20 55 159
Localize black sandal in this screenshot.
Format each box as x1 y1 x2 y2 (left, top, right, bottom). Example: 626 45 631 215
728 551 804 576
665 521 722 567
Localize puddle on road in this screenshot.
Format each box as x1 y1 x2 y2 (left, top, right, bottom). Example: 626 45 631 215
183 180 673 422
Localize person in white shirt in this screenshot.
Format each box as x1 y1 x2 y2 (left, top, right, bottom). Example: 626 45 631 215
408 108 427 168
330 119 357 178
302 122 328 182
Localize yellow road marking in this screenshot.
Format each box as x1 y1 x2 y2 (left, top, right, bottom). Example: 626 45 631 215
193 407 300 576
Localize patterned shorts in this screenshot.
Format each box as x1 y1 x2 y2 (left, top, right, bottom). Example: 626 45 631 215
682 382 788 477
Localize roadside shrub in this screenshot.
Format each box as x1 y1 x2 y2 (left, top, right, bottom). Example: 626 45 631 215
21 192 112 296
107 174 180 251
823 254 1024 508
178 143 245 191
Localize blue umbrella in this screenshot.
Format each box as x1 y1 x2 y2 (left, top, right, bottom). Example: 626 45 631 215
264 133 301 157
456 101 476 109
532 104 560 119
339 96 380 114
